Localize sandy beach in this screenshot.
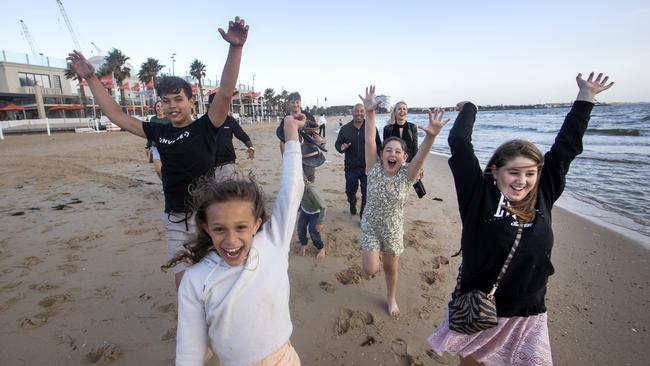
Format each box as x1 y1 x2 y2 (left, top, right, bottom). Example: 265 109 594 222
0 119 648 365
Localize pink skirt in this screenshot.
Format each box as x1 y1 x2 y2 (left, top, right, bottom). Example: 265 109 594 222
428 307 553 366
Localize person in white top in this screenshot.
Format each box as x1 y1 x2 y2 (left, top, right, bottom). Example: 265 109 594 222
318 114 327 137
165 114 306 365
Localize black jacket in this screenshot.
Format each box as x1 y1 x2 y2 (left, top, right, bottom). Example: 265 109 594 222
214 116 251 166
448 101 594 317
335 120 382 171
383 122 419 162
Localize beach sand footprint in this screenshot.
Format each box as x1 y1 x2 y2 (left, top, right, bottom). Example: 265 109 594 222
19 314 49 329
335 308 375 336
422 270 442 285
336 265 363 285
29 282 59 292
23 256 43 268
431 255 449 270
319 281 335 293
161 327 177 341
82 342 122 364
391 338 424 366
38 293 72 308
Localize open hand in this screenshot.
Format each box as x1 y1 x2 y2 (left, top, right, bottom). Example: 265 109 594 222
358 85 381 111
218 16 249 47
66 50 95 79
285 113 306 129
418 108 449 138
576 72 614 102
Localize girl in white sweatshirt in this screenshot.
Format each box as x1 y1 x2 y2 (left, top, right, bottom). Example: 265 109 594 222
165 115 306 366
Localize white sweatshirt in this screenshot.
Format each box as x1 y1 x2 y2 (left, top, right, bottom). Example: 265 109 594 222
176 141 303 366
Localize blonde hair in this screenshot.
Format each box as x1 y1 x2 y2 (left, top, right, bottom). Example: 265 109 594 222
484 140 544 223
387 101 408 125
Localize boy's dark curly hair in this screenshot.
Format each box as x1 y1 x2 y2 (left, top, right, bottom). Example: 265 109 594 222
162 172 267 272
155 76 193 99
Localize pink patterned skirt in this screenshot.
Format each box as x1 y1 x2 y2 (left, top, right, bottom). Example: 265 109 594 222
428 307 553 365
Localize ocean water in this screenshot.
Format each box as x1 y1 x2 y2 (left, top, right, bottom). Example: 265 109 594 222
373 103 650 245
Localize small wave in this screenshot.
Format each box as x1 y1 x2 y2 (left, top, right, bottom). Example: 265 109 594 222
585 128 640 136
641 115 650 121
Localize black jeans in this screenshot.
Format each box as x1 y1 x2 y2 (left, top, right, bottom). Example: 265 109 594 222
344 168 368 209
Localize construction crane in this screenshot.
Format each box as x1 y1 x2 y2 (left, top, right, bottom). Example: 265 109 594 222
19 20 40 55
55 0 83 52
90 42 103 55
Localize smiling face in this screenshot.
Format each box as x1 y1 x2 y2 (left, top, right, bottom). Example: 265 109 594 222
352 103 365 124
161 90 194 126
492 156 539 202
394 102 408 124
381 139 407 176
289 98 302 114
201 200 262 266
154 101 165 117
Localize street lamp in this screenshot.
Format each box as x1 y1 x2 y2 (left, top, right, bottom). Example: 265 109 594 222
252 74 256 122
171 53 176 76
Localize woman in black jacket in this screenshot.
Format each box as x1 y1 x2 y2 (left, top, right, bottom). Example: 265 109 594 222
382 101 419 162
428 72 614 366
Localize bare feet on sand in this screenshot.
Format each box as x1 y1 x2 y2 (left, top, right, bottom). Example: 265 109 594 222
388 298 400 316
316 248 326 259
299 246 307 256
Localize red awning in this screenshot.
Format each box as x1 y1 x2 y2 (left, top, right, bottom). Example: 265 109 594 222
127 105 149 111
48 104 82 111
0 103 26 111
100 75 115 88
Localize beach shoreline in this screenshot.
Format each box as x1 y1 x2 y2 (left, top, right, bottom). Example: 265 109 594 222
0 120 648 365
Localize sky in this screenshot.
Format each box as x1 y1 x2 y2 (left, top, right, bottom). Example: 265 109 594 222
2 0 649 107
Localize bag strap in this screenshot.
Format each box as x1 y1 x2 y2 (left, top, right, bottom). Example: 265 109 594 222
487 223 524 299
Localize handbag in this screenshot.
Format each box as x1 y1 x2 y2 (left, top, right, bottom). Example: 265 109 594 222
448 224 524 335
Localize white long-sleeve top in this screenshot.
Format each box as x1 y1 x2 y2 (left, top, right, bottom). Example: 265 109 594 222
176 141 304 366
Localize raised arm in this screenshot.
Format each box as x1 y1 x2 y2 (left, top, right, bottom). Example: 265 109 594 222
359 85 380 172
406 108 448 181
267 114 306 250
540 72 614 204
67 51 145 138
208 17 249 128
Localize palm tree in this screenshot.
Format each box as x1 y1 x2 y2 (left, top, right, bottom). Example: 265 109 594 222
138 58 164 106
64 66 87 117
138 58 164 85
278 90 289 115
97 48 131 107
263 88 275 115
189 59 207 114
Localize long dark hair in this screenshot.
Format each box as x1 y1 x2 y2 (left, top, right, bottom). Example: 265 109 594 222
162 173 267 272
484 139 544 223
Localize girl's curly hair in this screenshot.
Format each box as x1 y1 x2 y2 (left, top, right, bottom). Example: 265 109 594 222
161 172 267 272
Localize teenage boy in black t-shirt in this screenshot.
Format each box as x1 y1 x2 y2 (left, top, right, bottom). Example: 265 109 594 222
67 16 249 289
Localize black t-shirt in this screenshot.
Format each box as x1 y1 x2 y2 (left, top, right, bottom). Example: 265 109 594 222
214 116 251 165
143 114 221 213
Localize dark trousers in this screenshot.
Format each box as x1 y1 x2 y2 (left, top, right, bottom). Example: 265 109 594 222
319 124 325 137
344 168 368 209
297 210 324 249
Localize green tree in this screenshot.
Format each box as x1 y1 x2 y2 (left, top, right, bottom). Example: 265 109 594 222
97 48 131 106
64 66 87 117
138 58 164 85
278 89 289 115
189 59 206 113
138 58 164 106
263 88 275 114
